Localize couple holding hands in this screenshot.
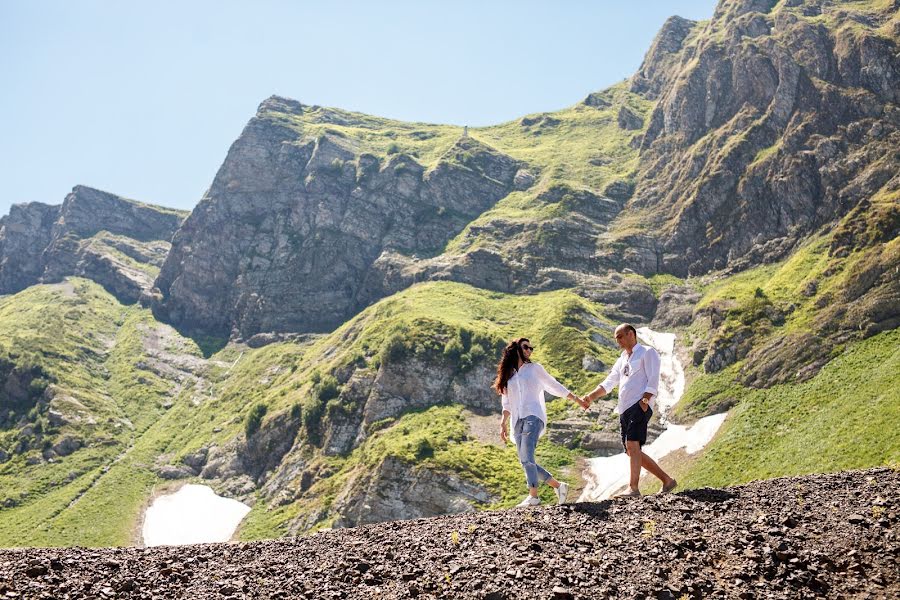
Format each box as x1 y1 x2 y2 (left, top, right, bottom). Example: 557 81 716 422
493 323 677 506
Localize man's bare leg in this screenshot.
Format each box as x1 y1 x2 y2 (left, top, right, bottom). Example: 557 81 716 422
640 452 675 488
625 440 642 491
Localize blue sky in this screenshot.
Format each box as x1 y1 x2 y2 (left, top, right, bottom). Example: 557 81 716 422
0 1 717 216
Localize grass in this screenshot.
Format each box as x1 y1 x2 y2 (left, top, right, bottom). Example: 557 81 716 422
2 10 898 544
679 328 900 488
749 140 781 168
3 231 892 545
80 231 168 278
229 281 622 538
263 82 652 260
441 85 652 255
477 83 651 191
0 279 210 546
261 104 464 169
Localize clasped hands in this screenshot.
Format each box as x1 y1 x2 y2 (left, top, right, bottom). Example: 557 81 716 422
570 392 592 410
571 392 649 411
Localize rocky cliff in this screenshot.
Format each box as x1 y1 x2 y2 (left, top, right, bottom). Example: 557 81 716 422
152 99 522 339
0 186 186 302
627 0 900 276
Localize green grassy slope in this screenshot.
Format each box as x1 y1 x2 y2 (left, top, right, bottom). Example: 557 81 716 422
0 279 627 545
667 199 899 488
679 328 900 488
0 279 209 546
2 0 898 545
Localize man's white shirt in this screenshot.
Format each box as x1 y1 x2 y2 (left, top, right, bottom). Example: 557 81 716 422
600 343 661 414
500 363 570 443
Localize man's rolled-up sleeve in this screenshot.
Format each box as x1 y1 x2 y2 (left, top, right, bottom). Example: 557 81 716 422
600 358 621 393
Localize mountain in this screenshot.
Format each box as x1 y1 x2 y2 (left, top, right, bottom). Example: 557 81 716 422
0 0 897 547
0 185 187 303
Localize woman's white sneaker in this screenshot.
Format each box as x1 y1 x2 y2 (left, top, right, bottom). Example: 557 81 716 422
517 495 541 507
555 482 569 505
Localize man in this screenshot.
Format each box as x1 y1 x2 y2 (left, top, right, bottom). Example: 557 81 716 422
580 323 677 497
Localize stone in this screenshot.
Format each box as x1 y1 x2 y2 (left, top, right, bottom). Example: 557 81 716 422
581 354 605 373
51 436 82 457
24 564 47 577
153 124 521 339
617 106 644 130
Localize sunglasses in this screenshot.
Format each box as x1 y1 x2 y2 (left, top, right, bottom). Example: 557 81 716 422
521 345 534 352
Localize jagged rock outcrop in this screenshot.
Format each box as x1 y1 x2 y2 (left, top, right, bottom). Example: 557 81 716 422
2 0 898 549
197 352 501 510
150 0 900 340
330 456 494 528
626 0 900 276
358 184 662 322
0 186 185 302
630 16 699 99
321 359 497 457
152 98 521 339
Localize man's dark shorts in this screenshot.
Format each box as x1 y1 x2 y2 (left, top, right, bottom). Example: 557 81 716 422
620 401 652 450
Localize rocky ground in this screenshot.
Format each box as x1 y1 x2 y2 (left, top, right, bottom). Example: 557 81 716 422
1 468 897 599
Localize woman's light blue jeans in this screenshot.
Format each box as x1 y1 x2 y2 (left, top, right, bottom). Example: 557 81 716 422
514 415 552 488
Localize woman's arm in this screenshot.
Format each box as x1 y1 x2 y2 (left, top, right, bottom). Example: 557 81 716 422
535 364 580 404
500 394 511 443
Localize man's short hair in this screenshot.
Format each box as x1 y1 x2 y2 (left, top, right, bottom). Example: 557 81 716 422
619 323 637 337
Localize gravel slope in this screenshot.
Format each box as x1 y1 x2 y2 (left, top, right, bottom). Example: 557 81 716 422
1 468 897 599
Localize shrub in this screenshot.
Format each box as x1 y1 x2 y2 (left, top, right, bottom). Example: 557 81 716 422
379 333 408 365
303 398 327 446
245 403 268 439
327 158 345 174
28 377 49 399
414 438 434 460
443 337 465 360
316 375 340 403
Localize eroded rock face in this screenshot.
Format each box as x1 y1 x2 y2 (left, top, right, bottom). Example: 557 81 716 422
0 186 185 302
0 202 58 294
629 15 699 100
187 348 502 518
153 98 520 339
628 0 900 277
331 456 494 528
52 185 184 243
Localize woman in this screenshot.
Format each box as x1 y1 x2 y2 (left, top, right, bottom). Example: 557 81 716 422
494 337 581 506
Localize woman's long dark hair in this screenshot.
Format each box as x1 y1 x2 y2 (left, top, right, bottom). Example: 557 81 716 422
493 338 530 395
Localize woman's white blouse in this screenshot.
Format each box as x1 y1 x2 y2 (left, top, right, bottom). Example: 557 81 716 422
500 362 570 443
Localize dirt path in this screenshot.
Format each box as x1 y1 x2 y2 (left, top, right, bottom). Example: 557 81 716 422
2 467 897 599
